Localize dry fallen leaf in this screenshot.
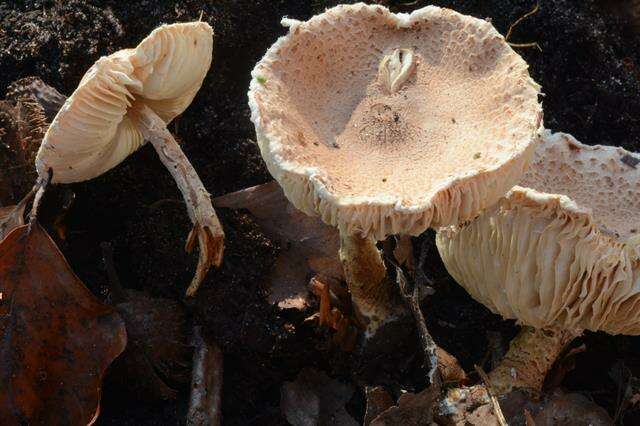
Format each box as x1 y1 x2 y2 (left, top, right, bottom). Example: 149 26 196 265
0 78 57 205
0 205 22 241
530 390 612 425
280 368 358 426
364 386 395 426
370 386 438 426
5 77 67 122
0 187 36 241
437 347 467 385
0 224 127 425
214 182 342 309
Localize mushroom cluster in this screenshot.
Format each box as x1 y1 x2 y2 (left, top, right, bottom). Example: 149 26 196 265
36 21 223 296
19 2 638 415
437 130 640 394
248 3 542 333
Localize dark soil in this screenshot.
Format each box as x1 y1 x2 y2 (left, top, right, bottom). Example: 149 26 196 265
1 0 640 424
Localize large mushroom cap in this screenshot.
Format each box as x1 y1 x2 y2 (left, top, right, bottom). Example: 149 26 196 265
249 3 542 240
36 21 213 183
437 130 640 334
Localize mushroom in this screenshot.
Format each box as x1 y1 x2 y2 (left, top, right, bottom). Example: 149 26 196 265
436 130 640 394
35 21 223 296
248 4 542 333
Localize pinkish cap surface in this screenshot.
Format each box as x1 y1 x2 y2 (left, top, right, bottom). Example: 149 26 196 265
249 3 542 240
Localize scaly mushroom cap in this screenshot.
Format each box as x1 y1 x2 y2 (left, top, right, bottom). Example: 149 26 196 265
248 3 542 240
36 21 213 183
437 131 640 334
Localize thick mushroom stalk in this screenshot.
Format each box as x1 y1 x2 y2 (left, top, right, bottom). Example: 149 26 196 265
136 105 224 296
339 233 401 335
488 327 578 395
335 49 416 333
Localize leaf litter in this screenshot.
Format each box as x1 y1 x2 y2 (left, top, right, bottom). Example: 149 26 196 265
0 224 126 425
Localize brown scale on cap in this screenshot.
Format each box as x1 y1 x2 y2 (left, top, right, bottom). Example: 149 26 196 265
520 132 640 240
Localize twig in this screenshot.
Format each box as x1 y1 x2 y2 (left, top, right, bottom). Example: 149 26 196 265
474 365 508 426
505 3 539 40
385 236 441 387
187 326 223 426
395 266 441 388
505 3 542 52
508 42 542 51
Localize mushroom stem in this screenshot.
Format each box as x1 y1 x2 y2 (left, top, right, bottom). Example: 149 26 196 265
136 105 224 296
488 327 579 395
339 232 400 335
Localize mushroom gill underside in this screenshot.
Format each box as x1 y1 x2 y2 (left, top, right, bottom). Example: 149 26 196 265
35 22 223 295
436 195 640 335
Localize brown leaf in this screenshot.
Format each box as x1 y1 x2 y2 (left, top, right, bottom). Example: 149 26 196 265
0 187 36 242
370 386 438 426
437 347 467 385
0 78 64 206
0 225 127 425
280 368 357 426
0 205 22 241
5 77 67 121
524 408 537 426
392 235 414 270
364 386 395 426
0 102 38 204
214 182 342 309
513 389 613 426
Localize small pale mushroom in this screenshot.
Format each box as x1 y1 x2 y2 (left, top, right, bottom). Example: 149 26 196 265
436 130 640 394
35 22 223 296
248 4 542 334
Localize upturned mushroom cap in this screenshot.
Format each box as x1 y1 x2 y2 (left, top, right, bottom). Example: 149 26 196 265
248 3 542 240
36 21 213 183
437 130 640 334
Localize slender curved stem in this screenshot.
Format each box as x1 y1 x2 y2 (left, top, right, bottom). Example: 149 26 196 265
135 105 224 296
488 327 578 395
